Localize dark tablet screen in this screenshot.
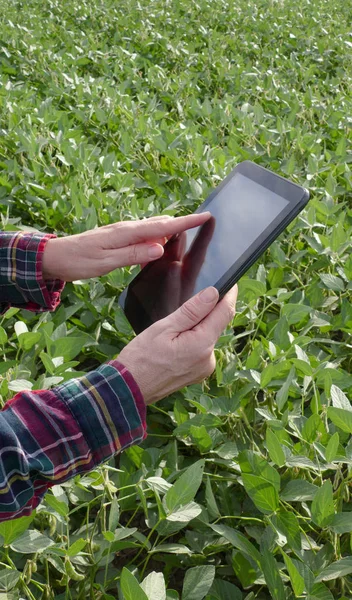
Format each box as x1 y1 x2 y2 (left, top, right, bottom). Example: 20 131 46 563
123 172 290 332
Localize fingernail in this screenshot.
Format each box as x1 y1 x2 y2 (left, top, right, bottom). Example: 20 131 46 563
148 244 163 259
199 287 218 303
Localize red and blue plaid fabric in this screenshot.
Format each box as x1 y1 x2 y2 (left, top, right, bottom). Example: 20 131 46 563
0 361 146 521
0 232 147 521
0 231 64 313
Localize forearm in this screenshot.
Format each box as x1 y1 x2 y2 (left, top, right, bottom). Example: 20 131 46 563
0 231 64 313
0 360 146 521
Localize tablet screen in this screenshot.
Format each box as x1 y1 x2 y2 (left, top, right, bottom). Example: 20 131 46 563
123 173 290 332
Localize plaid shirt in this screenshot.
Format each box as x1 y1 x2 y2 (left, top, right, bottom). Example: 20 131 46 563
0 232 146 521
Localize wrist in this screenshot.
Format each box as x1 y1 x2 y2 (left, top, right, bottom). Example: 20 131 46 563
42 238 58 280
116 353 152 406
111 358 148 407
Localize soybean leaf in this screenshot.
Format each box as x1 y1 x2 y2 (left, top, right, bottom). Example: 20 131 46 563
209 524 261 565
308 583 334 600
329 513 352 534
166 502 202 523
0 569 21 592
330 385 352 411
282 552 305 596
165 460 205 512
182 565 215 600
141 572 166 600
272 511 301 552
0 515 34 546
311 481 335 527
242 474 279 514
315 557 352 582
260 550 286 600
10 530 55 553
327 408 352 433
280 480 318 501
325 432 339 462
120 568 148 600
266 428 286 466
209 579 242 600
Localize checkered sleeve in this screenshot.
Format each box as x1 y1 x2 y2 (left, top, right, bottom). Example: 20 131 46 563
0 359 146 521
0 231 65 314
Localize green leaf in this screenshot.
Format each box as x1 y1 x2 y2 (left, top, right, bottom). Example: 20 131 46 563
239 278 266 301
108 498 120 531
66 539 86 557
40 351 55 374
205 476 221 520
209 579 242 600
0 569 21 592
319 274 345 292
232 551 258 587
166 502 202 522
242 474 279 514
266 428 286 466
281 303 311 325
45 494 69 517
273 511 301 551
276 366 295 410
18 331 41 350
307 583 334 600
330 385 352 411
209 524 261 565
52 334 95 361
261 361 290 388
327 407 352 433
10 530 54 553
141 572 166 600
315 557 352 582
174 415 221 437
280 479 319 501
120 568 148 600
0 515 34 546
302 414 322 443
182 566 215 600
329 513 352 534
8 379 33 392
325 432 339 462
0 326 7 345
165 460 205 512
189 424 213 453
274 316 291 350
239 450 280 491
282 552 305 596
260 550 286 600
311 481 335 527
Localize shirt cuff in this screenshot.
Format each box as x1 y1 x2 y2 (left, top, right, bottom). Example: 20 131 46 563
0 231 65 313
54 360 147 465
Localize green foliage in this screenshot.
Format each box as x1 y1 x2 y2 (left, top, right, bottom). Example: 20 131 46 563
0 0 352 597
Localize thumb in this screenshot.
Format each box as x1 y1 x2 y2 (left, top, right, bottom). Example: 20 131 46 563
167 287 219 333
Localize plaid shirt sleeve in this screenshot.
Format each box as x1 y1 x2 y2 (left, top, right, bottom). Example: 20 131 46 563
0 231 65 314
0 359 147 521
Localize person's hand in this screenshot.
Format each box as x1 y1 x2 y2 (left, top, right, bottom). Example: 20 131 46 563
124 216 216 324
118 284 238 405
42 213 211 281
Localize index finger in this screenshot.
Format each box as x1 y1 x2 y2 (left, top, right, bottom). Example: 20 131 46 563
115 212 211 247
193 284 238 344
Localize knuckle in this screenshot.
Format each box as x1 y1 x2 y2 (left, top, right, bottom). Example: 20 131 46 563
127 244 139 263
180 300 199 323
